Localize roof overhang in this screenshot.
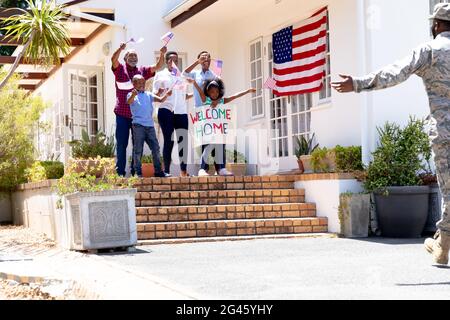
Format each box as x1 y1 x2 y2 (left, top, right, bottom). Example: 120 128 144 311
0 6 115 92
163 0 219 28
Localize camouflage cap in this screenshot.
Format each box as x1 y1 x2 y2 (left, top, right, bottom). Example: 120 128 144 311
430 3 450 21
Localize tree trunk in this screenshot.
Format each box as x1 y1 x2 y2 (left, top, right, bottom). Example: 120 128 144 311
0 30 36 91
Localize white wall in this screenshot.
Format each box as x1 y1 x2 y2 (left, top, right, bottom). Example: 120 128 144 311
295 179 364 233
362 0 431 155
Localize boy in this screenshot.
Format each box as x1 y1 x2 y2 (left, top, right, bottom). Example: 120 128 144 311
127 75 172 178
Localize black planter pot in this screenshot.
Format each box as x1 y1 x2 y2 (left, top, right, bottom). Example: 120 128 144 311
374 186 430 238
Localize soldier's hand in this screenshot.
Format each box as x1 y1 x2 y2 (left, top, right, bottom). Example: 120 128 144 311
331 74 354 93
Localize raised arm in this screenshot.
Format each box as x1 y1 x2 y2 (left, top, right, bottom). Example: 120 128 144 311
127 89 138 105
154 89 173 103
183 55 207 75
111 42 126 70
150 46 168 74
332 44 432 93
192 80 207 104
223 88 256 104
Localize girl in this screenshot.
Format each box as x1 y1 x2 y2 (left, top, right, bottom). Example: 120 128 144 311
192 78 255 177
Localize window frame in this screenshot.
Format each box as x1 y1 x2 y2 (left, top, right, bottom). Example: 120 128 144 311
249 37 265 119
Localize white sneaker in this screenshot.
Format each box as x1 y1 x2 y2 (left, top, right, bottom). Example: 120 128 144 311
218 168 234 176
198 169 210 177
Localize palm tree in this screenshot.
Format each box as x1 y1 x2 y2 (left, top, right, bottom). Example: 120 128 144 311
0 0 71 90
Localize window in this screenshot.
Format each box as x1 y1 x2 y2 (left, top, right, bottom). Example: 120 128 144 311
250 39 264 118
319 11 331 102
291 94 312 152
267 41 289 158
69 72 101 139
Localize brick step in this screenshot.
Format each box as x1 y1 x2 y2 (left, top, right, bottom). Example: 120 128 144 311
135 189 305 207
138 233 336 246
136 203 316 223
135 175 300 192
137 217 328 240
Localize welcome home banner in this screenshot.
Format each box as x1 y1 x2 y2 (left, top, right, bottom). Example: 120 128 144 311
189 104 236 148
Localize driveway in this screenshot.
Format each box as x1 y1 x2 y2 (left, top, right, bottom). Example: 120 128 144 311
100 237 450 300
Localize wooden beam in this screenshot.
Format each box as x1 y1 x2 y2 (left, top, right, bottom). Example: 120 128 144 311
171 0 218 28
34 24 108 92
0 56 64 65
18 84 36 90
0 8 113 23
18 72 48 80
0 35 85 46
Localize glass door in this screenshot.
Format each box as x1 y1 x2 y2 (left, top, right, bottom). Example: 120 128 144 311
62 64 104 161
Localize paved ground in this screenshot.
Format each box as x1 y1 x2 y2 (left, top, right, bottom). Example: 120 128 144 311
1 226 449 300
101 237 450 300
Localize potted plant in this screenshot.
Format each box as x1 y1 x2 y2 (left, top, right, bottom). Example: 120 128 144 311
364 117 432 238
419 172 442 233
25 160 65 182
295 134 319 173
67 130 116 178
225 150 247 176
141 155 155 178
311 147 337 173
55 161 139 251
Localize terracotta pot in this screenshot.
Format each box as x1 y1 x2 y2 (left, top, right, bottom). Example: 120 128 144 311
141 163 155 178
297 159 305 174
299 155 312 173
226 163 247 176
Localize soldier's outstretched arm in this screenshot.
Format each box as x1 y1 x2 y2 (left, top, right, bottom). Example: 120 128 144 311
332 44 432 93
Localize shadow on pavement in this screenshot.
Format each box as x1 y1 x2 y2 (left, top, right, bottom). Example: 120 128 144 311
349 237 426 245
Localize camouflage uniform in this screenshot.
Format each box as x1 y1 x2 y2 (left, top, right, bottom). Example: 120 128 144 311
352 31 450 236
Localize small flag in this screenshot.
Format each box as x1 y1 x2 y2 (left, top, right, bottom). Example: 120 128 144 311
171 61 181 77
116 81 134 91
161 31 174 45
210 59 223 77
127 37 144 44
263 77 277 90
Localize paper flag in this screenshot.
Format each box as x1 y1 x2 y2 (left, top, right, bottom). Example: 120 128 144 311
116 81 134 90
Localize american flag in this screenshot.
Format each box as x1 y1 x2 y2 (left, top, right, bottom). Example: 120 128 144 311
210 59 223 77
171 61 181 77
263 77 277 90
272 7 328 97
161 32 174 45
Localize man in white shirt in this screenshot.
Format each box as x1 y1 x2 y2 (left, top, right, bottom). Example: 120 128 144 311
154 51 193 177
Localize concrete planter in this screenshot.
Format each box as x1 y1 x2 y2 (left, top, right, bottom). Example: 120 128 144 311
63 189 138 251
0 192 12 224
339 194 370 238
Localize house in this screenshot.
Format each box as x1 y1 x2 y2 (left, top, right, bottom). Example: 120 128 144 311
0 0 439 175
1 0 443 238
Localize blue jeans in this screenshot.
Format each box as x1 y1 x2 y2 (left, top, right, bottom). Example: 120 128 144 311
132 124 163 177
158 108 189 173
115 115 135 177
201 144 226 171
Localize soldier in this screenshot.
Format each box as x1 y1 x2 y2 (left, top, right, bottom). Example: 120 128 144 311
331 3 450 265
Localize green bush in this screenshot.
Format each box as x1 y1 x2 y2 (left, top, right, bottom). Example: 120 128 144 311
311 147 330 173
364 117 431 193
68 129 115 159
26 161 64 182
0 75 46 191
335 145 364 172
226 150 247 164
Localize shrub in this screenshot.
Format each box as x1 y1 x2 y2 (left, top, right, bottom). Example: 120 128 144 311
311 147 331 173
364 117 431 193
226 150 247 164
141 155 153 164
0 75 46 191
68 129 115 159
26 161 64 182
335 145 364 172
